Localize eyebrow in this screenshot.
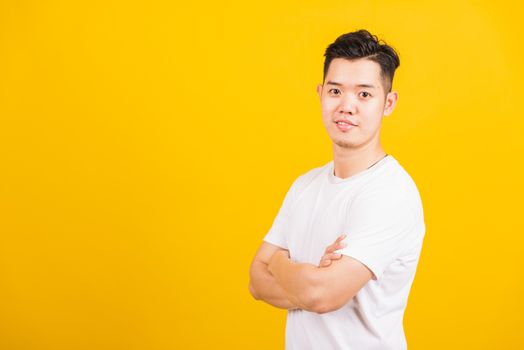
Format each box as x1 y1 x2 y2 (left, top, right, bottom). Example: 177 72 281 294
326 81 377 89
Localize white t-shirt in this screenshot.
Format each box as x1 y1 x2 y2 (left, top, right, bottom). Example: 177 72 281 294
263 155 426 350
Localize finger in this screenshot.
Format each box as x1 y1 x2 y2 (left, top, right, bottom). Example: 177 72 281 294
333 234 346 244
327 253 342 260
319 253 342 265
324 244 335 254
327 236 345 249
337 242 348 249
328 235 347 248
319 253 343 267
325 245 337 254
325 241 348 254
320 259 332 267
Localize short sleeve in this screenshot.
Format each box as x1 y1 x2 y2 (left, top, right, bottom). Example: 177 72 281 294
334 185 419 280
262 177 300 250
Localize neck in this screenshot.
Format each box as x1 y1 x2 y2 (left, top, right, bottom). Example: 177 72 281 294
332 141 387 179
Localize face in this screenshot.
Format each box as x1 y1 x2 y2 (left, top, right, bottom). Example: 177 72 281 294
316 58 398 151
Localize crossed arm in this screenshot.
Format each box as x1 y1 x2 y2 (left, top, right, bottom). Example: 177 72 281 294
248 238 374 314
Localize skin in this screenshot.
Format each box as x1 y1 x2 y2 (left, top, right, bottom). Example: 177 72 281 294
316 57 398 179
249 57 399 313
248 235 347 310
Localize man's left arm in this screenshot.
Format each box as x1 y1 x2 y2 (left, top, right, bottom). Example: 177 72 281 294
267 250 373 314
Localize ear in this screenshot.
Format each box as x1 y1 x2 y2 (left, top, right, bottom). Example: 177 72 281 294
316 83 323 100
383 91 398 117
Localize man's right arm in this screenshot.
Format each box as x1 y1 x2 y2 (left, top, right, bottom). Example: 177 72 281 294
248 241 300 310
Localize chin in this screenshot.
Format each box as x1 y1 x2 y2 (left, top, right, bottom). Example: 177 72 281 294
332 137 361 149
334 141 360 149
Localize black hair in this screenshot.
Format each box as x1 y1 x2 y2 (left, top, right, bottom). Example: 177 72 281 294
322 29 400 95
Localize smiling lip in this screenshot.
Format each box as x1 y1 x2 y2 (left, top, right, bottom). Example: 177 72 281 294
334 119 358 126
334 120 358 132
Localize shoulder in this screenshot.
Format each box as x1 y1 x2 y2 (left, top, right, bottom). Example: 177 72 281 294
290 160 332 192
349 158 425 231
360 156 423 206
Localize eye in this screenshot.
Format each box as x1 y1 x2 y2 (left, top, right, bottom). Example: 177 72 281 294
360 91 371 98
328 88 341 95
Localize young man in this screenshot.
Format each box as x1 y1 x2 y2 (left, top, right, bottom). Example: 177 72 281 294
249 29 426 349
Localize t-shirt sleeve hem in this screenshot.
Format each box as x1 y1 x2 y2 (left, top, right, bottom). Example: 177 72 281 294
336 249 383 281
262 234 288 250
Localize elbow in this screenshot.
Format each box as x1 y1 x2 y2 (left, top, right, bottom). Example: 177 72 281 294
306 291 330 314
306 285 349 314
248 261 261 300
296 276 329 313
248 281 260 300
308 295 338 314
309 299 334 314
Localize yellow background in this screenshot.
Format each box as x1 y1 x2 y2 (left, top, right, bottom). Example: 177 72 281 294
1 0 522 349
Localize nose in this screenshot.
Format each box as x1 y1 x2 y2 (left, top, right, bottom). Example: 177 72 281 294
338 95 357 115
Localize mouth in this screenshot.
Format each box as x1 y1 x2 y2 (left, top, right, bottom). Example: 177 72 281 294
334 119 358 126
334 119 358 131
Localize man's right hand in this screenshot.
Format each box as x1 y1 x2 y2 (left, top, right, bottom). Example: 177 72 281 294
319 234 347 267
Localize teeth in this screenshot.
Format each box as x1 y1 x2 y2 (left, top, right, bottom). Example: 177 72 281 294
337 121 350 125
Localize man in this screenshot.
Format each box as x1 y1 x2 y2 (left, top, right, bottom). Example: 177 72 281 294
248 29 426 349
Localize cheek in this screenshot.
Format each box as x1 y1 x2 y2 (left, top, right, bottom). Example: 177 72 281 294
362 103 383 119
322 103 338 117
362 101 381 111
321 103 332 117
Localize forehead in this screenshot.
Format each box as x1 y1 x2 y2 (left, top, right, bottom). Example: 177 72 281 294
325 58 382 89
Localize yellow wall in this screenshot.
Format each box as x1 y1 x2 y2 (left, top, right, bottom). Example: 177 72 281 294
1 1 522 349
